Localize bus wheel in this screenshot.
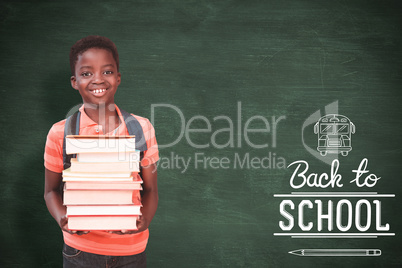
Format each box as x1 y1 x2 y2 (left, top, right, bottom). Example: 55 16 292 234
341 151 348 156
320 151 327 156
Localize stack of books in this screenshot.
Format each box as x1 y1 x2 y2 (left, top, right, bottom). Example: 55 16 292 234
63 135 142 231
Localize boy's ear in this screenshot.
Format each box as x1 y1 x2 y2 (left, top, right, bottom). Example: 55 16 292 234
117 72 121 85
70 76 78 90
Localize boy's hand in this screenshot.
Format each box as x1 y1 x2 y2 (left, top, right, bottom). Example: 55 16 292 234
134 215 149 233
44 169 89 236
107 215 149 235
60 215 90 235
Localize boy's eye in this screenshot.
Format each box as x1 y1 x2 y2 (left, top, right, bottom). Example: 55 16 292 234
104 70 113 75
81 72 92 77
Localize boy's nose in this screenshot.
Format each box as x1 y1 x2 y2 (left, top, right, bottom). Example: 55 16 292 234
92 72 105 83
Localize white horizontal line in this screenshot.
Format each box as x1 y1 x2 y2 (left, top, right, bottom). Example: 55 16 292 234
274 233 395 236
291 236 377 239
274 193 395 198
292 192 378 194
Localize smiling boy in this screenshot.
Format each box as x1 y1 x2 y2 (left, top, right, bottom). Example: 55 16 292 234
44 36 159 267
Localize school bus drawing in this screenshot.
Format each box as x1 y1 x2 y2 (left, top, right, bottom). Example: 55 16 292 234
314 114 355 156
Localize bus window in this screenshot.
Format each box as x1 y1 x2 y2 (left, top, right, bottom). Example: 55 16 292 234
320 124 333 134
334 124 349 134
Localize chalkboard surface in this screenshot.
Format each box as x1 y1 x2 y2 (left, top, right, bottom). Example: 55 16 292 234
1 0 401 267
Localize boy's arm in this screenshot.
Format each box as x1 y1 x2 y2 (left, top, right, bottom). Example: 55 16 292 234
44 168 87 235
136 163 158 232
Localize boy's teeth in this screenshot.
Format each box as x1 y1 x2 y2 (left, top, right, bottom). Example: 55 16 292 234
93 89 106 93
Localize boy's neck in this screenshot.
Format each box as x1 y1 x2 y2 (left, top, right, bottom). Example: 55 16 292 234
83 102 121 134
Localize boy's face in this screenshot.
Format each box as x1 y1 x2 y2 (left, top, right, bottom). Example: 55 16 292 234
71 48 121 107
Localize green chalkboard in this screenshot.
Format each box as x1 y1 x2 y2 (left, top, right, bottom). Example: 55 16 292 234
1 0 401 267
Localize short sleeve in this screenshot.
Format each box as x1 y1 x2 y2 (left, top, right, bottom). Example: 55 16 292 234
44 121 65 173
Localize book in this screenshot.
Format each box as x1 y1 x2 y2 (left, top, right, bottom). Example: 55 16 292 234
77 151 140 163
62 168 133 178
64 181 142 190
63 176 135 182
68 215 138 230
63 189 136 205
70 158 139 173
63 169 142 183
67 204 142 216
62 135 143 231
66 135 136 154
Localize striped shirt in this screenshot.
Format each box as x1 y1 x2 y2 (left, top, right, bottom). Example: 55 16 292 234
44 104 159 256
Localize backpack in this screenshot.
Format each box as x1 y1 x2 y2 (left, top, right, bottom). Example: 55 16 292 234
61 108 148 192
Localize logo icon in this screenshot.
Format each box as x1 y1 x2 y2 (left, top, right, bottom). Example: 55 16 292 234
314 114 355 156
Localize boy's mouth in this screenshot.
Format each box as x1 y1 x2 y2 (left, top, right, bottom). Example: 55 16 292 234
89 88 108 97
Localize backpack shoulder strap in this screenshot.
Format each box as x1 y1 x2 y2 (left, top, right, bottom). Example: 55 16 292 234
120 109 148 197
62 109 147 167
120 109 148 152
63 111 81 170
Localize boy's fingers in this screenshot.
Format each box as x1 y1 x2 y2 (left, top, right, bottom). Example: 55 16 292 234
63 228 76 234
107 230 125 235
106 229 138 235
76 231 90 235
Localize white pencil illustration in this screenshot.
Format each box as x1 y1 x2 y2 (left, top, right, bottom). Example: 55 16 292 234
289 249 381 257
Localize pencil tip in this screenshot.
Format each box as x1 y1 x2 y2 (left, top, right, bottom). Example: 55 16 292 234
288 249 301 256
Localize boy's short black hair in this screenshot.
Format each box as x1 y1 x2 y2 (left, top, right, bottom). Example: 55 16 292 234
70 35 119 75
